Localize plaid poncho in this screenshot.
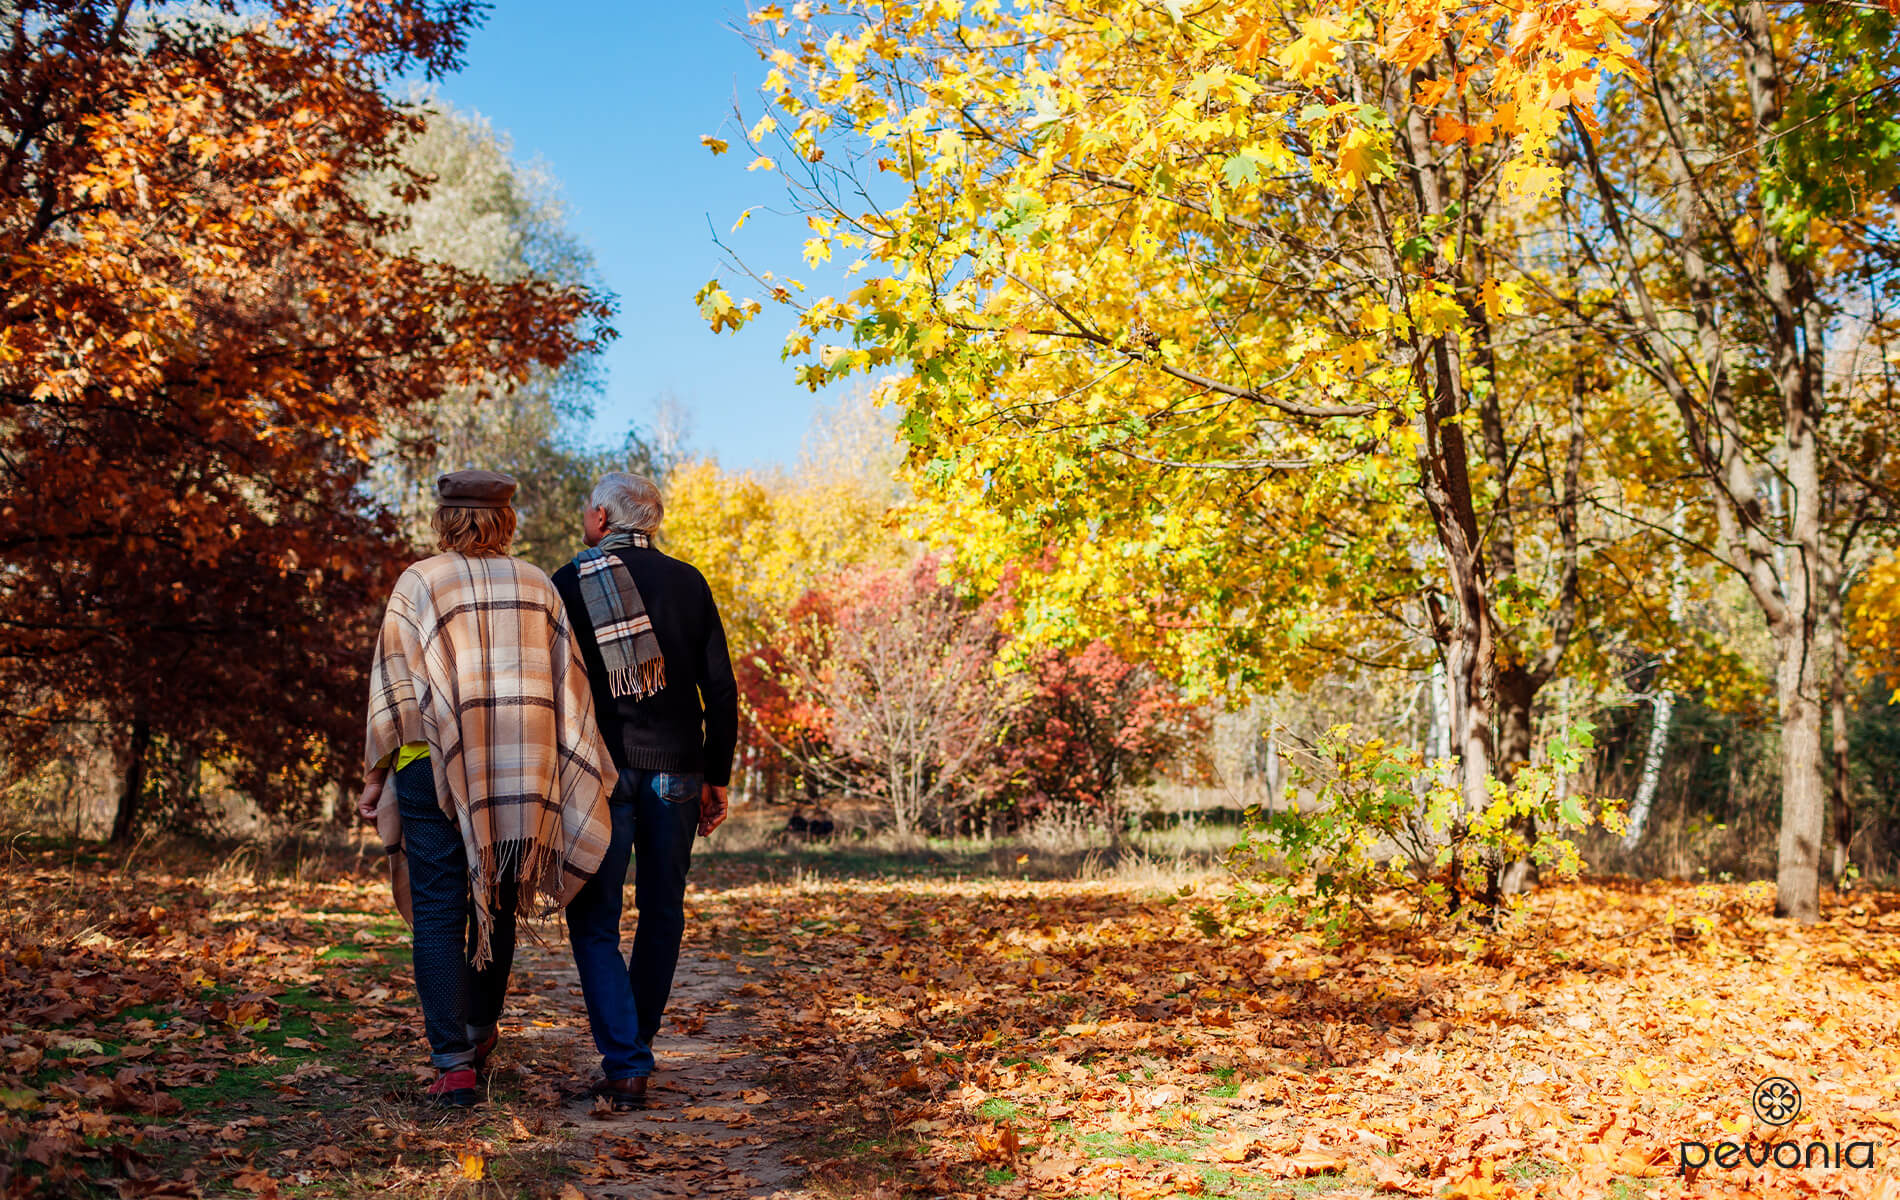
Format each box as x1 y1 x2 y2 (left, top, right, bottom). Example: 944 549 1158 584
365 552 615 966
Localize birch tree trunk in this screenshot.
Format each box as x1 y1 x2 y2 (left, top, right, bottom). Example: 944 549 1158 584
1621 692 1674 851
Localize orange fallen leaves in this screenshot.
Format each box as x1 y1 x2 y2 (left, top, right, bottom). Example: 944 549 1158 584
689 871 1900 1198
973 1123 1021 1161
10 845 1900 1198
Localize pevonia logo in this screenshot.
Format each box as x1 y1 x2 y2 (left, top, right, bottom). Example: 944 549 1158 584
1753 1077 1801 1126
1679 1079 1879 1174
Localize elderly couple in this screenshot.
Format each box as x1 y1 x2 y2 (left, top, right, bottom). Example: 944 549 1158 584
355 469 737 1110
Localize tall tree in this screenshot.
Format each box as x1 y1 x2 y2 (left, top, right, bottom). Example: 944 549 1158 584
1563 0 1900 918
660 389 908 798
361 101 657 573
0 1 612 833
707 0 1657 892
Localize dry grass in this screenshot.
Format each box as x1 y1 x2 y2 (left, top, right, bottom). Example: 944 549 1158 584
696 792 1237 893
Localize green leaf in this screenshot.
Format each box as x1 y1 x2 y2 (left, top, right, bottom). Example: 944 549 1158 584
900 408 934 447
0 1088 41 1112
1223 152 1262 187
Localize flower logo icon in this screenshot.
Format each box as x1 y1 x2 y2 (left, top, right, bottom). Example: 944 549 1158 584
1752 1077 1802 1126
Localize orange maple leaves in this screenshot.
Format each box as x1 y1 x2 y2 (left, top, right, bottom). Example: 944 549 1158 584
700 873 1900 1198
0 1 612 810
1230 1 1657 194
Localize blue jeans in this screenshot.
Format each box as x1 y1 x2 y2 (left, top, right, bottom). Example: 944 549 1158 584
396 759 517 1070
565 769 701 1080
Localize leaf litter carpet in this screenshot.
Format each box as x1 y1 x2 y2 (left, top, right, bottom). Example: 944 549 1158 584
4 849 1900 1198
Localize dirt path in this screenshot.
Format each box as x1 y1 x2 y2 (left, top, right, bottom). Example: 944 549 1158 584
506 943 813 1199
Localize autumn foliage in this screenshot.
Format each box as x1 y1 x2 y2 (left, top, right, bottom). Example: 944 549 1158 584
745 557 1015 839
972 641 1207 827
707 0 1900 922
0 1 610 824
728 554 1208 836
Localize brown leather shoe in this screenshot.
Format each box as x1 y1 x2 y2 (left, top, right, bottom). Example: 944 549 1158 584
588 1076 648 1111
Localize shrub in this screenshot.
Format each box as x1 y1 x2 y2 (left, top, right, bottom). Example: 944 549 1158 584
967 641 1206 831
1229 721 1622 941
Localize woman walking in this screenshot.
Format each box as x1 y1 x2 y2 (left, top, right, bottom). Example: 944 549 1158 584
358 470 615 1106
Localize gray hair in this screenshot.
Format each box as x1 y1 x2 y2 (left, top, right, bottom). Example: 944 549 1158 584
589 472 664 533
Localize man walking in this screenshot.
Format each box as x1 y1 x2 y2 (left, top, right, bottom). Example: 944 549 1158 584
552 472 738 1109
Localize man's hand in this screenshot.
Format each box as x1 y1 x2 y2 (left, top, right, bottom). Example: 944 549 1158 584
698 784 729 837
356 769 389 824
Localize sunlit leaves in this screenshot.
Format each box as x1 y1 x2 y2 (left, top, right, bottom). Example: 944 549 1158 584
696 279 760 334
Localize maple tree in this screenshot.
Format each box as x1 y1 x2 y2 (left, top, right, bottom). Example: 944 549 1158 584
0 1 610 834
706 0 1674 902
757 556 1018 840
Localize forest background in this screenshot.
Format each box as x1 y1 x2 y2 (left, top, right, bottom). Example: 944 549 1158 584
7 0 1900 920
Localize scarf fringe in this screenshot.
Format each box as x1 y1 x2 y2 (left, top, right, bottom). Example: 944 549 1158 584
467 835 571 970
608 657 667 701
576 537 668 703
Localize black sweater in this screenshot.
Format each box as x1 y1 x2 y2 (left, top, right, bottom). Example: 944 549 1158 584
550 544 739 787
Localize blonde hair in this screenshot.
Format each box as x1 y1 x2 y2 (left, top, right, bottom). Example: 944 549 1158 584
431 505 517 556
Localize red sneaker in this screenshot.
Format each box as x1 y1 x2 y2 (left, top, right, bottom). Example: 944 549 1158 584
426 1067 479 1108
473 1028 499 1070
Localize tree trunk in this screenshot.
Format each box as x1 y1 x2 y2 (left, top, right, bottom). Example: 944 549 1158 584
1492 665 1540 897
1829 668 1853 889
1411 338 1496 826
1427 657 1451 765
1829 583 1854 888
1621 691 1674 851
1494 667 1535 777
109 717 151 844
1773 627 1825 920
1727 0 1828 922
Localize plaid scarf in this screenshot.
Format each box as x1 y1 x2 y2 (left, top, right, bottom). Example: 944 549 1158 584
572 530 667 700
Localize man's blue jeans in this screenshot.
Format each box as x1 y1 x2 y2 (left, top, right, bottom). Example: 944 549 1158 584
566 768 701 1081
396 759 516 1070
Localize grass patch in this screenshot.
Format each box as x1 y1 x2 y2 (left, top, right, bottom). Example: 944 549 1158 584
1079 1130 1192 1163
978 1098 1021 1121
168 987 359 1115
1505 1157 1566 1181
1270 1172 1350 1196
1197 1166 1307 1199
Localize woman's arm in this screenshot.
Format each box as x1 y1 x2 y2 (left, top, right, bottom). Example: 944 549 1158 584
357 766 390 823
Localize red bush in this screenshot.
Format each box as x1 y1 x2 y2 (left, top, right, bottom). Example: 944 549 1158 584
973 641 1206 828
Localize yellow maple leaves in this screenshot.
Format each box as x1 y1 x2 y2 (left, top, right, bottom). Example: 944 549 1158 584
1278 16 1345 83
1334 126 1389 193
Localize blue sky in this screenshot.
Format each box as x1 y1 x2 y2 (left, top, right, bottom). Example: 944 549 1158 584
435 2 846 469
